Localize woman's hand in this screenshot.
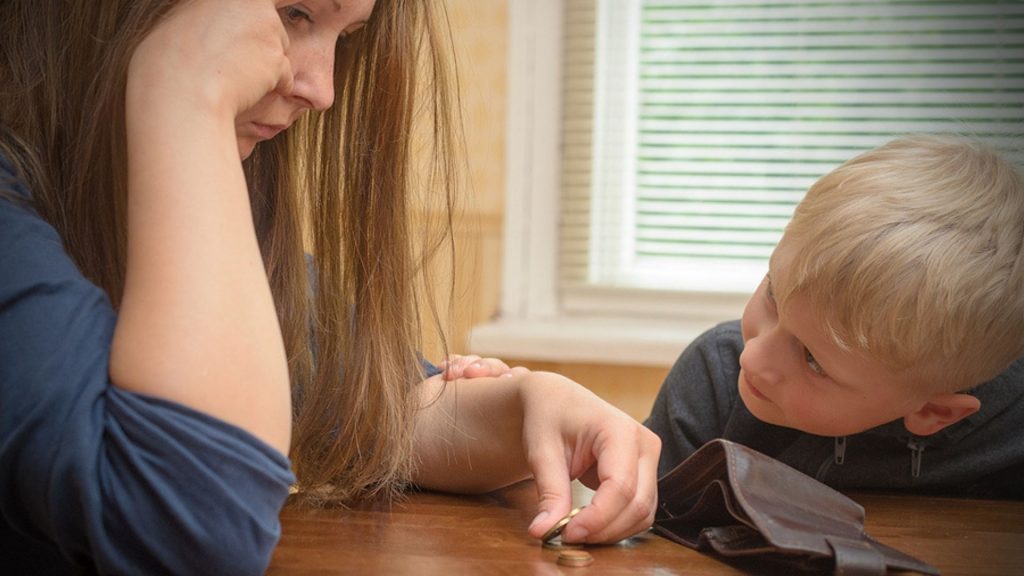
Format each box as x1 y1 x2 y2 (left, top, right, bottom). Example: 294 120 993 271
412 370 659 545
519 372 660 544
128 0 293 119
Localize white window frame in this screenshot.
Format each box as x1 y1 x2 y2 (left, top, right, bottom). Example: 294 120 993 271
470 0 1024 366
468 0 746 366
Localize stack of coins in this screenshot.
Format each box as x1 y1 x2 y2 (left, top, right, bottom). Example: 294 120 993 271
556 550 594 567
542 507 594 566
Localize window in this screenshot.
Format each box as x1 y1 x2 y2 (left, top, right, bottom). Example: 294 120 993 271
470 0 1024 365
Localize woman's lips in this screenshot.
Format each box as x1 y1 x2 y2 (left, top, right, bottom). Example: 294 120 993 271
251 123 287 140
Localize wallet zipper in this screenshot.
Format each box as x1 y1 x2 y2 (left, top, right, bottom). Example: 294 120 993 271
907 439 925 478
814 437 846 481
834 436 847 465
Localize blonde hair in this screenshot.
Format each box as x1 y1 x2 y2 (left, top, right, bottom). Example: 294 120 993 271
0 0 459 503
774 134 1024 391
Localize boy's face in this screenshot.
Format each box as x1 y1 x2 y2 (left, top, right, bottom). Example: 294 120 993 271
738 240 933 437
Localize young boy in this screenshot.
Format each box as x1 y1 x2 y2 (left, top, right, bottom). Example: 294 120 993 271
645 134 1024 498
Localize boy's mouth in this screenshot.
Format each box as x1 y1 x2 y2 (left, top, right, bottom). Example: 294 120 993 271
743 373 771 402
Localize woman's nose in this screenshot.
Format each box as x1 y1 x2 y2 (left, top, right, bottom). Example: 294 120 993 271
290 48 336 112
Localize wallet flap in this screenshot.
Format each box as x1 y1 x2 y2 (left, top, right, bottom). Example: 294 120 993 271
826 536 886 576
859 534 942 576
720 440 866 556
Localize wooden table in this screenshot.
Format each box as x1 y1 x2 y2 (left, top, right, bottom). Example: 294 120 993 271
268 481 1024 575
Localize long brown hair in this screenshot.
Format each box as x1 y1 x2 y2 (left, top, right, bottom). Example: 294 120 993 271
0 0 459 502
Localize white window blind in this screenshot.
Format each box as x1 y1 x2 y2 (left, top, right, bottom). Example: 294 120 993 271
561 0 1024 301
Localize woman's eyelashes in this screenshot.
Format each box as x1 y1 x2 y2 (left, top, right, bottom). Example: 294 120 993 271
281 5 313 27
280 5 358 45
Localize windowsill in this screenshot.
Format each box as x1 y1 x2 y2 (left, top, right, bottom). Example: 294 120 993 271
468 315 720 367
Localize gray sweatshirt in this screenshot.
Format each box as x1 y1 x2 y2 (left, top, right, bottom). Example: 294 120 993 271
645 321 1024 499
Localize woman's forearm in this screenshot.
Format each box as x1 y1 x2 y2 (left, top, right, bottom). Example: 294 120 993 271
413 369 661 544
109 70 291 454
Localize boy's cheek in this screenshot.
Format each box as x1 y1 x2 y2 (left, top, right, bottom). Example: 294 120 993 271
737 374 787 428
738 381 842 436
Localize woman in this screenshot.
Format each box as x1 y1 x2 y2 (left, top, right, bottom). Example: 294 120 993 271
0 1 659 573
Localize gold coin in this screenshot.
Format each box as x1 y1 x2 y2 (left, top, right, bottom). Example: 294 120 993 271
556 550 594 567
540 507 584 543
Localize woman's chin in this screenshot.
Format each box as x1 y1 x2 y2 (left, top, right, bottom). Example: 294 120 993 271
238 140 256 161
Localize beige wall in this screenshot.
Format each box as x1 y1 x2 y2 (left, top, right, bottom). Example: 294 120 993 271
415 0 505 364
438 0 666 422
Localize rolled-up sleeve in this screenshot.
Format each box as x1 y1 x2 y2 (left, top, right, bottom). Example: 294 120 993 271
1 166 294 574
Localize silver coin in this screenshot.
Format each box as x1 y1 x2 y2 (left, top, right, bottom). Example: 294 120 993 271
542 537 584 551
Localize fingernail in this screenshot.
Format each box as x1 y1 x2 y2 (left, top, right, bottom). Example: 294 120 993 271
470 361 483 369
528 511 549 532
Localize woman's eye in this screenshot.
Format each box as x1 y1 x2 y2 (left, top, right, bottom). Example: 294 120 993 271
282 6 313 25
805 349 827 376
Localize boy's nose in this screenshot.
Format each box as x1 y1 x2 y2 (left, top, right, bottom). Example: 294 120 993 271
740 335 784 387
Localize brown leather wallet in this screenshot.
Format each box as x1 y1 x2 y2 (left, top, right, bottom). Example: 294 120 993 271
653 439 940 576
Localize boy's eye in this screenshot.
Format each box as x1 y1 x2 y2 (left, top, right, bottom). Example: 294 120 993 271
805 348 827 376
764 275 776 306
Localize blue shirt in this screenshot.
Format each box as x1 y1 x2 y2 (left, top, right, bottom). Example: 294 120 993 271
0 154 295 574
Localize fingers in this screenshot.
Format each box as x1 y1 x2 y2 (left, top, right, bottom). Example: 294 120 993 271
276 62 294 96
515 373 659 545
274 9 294 96
275 59 294 97
462 358 511 378
441 355 514 380
561 424 661 544
441 354 480 380
525 442 575 540
134 0 296 116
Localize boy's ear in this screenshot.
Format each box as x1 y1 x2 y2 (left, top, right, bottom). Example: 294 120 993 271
903 393 980 436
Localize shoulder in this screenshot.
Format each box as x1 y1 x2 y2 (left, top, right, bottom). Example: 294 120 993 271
0 150 54 245
0 150 93 309
987 355 1024 386
965 355 1024 426
694 319 744 358
668 319 744 386
0 149 34 202
962 355 1024 465
646 320 745 476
